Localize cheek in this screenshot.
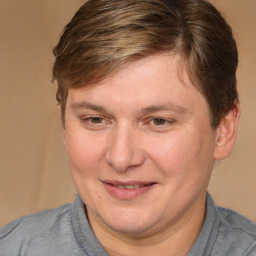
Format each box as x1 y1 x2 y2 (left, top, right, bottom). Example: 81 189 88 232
147 130 214 179
147 134 193 171
66 132 106 174
66 132 106 205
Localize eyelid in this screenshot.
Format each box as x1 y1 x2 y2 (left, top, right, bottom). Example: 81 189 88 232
79 114 112 127
85 116 104 123
150 118 168 125
147 116 175 123
140 117 176 132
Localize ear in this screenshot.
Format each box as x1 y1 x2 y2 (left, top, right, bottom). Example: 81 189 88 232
213 102 240 160
63 130 68 152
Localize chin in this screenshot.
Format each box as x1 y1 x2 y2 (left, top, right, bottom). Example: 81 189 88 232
106 220 153 235
100 208 159 235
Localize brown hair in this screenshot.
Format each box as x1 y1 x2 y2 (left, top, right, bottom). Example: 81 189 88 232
52 0 238 128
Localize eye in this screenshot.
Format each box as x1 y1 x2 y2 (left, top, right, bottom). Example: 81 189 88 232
151 118 168 125
80 116 108 128
79 115 112 130
88 117 104 124
145 117 176 131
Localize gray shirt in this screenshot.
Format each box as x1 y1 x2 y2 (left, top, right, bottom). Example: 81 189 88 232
0 193 256 255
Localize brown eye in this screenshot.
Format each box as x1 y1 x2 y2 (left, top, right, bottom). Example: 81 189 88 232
90 117 104 123
153 118 167 125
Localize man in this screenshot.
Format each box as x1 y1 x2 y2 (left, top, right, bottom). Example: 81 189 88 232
0 0 255 255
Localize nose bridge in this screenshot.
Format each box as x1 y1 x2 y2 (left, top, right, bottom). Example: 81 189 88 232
106 122 144 172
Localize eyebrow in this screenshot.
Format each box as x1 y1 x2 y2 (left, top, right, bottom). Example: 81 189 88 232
71 101 188 115
71 102 107 113
139 104 188 115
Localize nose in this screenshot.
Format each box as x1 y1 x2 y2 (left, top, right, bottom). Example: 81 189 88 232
106 125 145 172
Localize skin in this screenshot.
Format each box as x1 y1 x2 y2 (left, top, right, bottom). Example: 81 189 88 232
63 53 240 256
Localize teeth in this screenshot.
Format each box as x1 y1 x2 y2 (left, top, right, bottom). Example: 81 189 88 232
113 184 145 189
126 185 136 189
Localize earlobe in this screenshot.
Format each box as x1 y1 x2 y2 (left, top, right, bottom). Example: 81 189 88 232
63 130 68 152
213 102 240 160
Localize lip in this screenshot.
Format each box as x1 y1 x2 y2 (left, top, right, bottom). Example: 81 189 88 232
102 180 156 200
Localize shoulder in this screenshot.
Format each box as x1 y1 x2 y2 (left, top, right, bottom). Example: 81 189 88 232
218 206 256 234
0 203 73 255
214 206 256 255
0 203 72 238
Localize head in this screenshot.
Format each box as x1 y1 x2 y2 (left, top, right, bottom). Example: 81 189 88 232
53 0 238 129
52 0 240 248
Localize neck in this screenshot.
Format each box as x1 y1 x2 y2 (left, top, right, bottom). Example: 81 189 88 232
87 195 206 256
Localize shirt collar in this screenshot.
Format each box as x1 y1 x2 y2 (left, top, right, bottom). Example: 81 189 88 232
188 192 220 256
72 192 220 256
71 194 109 256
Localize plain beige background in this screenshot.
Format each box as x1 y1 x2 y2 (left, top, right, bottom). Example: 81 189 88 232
0 0 255 227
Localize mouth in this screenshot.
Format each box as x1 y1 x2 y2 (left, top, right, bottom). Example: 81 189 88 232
112 184 153 189
102 181 156 200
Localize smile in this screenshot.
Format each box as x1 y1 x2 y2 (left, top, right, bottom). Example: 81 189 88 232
102 181 156 200
112 184 147 189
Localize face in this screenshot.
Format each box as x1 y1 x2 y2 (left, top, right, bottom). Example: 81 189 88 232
64 54 219 237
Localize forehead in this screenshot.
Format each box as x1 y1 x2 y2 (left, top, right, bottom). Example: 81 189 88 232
66 53 209 118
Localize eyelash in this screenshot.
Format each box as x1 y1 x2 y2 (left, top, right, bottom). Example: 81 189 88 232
148 117 176 128
149 118 169 126
80 116 106 125
83 117 104 123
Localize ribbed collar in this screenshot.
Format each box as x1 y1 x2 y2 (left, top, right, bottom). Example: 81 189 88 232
188 193 220 256
71 194 109 256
